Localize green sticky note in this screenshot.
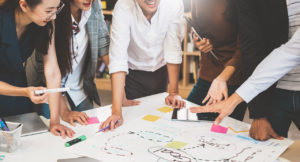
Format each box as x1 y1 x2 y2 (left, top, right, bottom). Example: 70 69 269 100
157 107 173 113
166 141 188 149
142 115 161 122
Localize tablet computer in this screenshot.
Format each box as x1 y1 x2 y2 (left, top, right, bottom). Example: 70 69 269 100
171 108 218 121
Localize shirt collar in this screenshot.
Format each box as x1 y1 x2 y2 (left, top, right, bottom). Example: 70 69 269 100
134 0 160 25
71 7 92 28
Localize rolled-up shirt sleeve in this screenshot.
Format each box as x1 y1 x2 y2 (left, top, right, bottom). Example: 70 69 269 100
98 2 110 57
236 29 300 103
108 3 131 74
163 0 185 64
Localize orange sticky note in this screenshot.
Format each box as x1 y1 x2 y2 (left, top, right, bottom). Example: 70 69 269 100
166 141 188 149
157 107 173 113
142 115 161 122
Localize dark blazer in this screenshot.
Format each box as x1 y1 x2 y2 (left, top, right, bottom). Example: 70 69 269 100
237 0 289 118
0 11 34 117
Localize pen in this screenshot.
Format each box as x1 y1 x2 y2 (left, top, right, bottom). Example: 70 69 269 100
65 135 86 147
34 87 70 95
184 16 219 60
96 120 119 133
0 118 9 131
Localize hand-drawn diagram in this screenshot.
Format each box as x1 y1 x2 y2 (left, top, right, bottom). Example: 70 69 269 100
66 117 293 162
100 130 174 157
148 146 196 162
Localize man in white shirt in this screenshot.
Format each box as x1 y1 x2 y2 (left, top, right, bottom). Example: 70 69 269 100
100 0 186 130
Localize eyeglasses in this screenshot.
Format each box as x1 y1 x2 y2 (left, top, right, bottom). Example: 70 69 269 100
46 1 65 21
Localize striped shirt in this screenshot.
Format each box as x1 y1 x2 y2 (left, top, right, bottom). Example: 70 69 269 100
277 0 300 90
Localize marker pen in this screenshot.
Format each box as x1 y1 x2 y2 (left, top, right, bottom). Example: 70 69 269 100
34 87 70 95
65 135 86 147
0 118 9 131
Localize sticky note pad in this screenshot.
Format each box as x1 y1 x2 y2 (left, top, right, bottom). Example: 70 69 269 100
142 115 161 122
237 135 259 144
210 123 228 134
157 107 173 113
166 141 188 149
87 117 100 125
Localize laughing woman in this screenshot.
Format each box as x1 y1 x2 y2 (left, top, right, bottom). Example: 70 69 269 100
0 0 84 138
25 0 110 119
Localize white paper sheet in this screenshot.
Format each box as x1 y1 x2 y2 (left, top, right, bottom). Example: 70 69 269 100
65 114 294 162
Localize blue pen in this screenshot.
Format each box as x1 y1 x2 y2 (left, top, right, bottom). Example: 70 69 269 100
96 120 119 133
0 118 9 131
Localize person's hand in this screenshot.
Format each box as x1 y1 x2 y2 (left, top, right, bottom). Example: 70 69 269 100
122 92 141 107
203 78 228 105
190 93 243 124
25 87 48 104
192 32 213 53
250 118 283 141
49 121 75 139
165 94 186 108
61 110 89 126
99 113 123 132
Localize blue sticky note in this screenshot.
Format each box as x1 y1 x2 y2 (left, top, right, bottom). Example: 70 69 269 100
237 135 259 144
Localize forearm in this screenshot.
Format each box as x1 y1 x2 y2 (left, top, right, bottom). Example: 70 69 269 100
216 66 236 81
44 69 61 123
101 54 109 67
58 94 71 117
228 93 244 108
0 81 27 97
167 64 180 95
236 30 300 103
111 72 126 115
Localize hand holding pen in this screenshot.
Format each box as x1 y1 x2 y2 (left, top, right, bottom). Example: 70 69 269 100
99 114 123 132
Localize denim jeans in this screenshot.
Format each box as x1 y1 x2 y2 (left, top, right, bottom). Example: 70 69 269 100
39 94 93 119
187 78 247 121
268 88 300 137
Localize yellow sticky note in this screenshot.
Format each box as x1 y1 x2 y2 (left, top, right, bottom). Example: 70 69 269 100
157 107 173 113
142 115 161 122
166 141 188 149
101 1 107 9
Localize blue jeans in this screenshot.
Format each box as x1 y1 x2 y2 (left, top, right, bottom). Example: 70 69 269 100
268 88 300 137
39 94 93 119
187 78 247 121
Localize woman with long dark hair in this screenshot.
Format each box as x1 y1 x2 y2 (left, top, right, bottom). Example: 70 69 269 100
187 0 247 121
25 0 110 118
0 0 84 138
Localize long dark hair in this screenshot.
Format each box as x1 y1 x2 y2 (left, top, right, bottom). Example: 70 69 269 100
0 0 53 55
55 0 72 77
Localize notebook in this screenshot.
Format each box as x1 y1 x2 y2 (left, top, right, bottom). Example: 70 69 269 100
4 112 48 136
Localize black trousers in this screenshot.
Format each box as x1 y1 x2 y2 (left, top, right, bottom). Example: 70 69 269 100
125 66 168 100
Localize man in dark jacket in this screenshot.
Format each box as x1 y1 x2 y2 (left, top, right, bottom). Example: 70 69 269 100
236 0 289 140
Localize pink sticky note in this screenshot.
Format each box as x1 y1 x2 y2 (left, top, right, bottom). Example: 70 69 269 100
210 123 228 134
88 117 100 125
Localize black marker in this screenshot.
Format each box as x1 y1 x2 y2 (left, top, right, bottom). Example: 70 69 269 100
65 135 86 147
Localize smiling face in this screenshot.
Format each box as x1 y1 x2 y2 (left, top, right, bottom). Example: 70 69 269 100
71 0 94 11
20 0 61 26
136 0 160 18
